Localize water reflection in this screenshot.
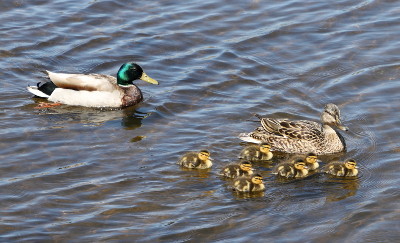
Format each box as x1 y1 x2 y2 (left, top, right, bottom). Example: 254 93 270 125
179 167 213 178
120 108 148 130
25 98 152 131
324 177 360 202
232 190 265 199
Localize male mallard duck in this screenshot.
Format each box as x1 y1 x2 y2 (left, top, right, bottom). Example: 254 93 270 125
232 174 265 192
304 152 320 171
27 62 159 108
239 104 348 155
177 150 212 169
238 142 273 161
272 159 309 178
322 159 359 177
219 161 253 178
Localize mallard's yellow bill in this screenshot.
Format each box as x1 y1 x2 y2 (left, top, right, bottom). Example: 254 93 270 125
140 72 159 85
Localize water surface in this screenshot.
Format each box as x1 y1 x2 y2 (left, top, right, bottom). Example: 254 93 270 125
1 0 400 242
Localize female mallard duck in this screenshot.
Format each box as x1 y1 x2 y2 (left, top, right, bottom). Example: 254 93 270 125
304 152 320 171
238 142 273 161
27 62 159 108
219 161 253 178
177 150 212 169
239 104 348 155
322 159 359 177
272 159 309 178
232 174 265 192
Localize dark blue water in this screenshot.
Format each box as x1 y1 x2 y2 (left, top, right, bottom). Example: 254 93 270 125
1 0 399 242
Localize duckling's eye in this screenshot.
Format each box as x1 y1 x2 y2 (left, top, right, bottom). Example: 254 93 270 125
200 152 209 157
308 156 317 160
261 145 271 149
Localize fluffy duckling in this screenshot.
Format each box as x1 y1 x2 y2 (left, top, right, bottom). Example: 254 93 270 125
177 150 212 169
322 159 359 177
272 159 309 178
219 161 253 179
232 174 265 192
238 142 273 161
304 152 320 171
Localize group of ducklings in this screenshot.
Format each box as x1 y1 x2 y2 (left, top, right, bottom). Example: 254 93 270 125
177 143 359 193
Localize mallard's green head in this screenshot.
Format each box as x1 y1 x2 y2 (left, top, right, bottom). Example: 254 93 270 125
117 62 159 86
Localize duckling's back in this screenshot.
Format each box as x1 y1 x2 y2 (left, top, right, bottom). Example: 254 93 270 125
239 145 260 161
322 162 345 176
178 152 200 168
220 164 252 178
272 162 295 178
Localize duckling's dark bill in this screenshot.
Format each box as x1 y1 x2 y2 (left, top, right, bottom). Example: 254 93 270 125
140 72 159 85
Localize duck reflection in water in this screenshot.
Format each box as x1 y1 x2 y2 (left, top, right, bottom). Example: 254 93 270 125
325 177 360 202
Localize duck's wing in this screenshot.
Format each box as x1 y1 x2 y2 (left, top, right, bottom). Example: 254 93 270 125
259 118 323 141
46 71 117 92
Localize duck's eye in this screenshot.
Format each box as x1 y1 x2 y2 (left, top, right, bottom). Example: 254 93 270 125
261 145 271 149
200 152 209 157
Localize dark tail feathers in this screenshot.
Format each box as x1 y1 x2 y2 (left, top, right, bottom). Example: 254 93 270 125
38 81 58 96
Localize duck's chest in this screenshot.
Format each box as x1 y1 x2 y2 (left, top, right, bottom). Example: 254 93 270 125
197 159 212 169
121 85 143 107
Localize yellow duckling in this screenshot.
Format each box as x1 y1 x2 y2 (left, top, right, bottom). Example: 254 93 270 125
232 174 265 192
177 150 212 169
238 142 273 161
322 159 359 177
304 152 320 171
219 161 253 178
272 159 309 178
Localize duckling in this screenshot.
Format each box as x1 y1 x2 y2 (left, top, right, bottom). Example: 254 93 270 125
232 174 265 192
322 159 359 177
272 159 309 178
304 152 320 171
219 161 254 178
238 142 273 161
177 150 212 169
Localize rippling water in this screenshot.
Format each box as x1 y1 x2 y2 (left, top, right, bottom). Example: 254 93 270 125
1 0 400 242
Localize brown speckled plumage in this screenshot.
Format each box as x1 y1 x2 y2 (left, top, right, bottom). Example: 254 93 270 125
239 104 348 155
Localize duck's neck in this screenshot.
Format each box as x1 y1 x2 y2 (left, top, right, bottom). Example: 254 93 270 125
322 124 344 147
